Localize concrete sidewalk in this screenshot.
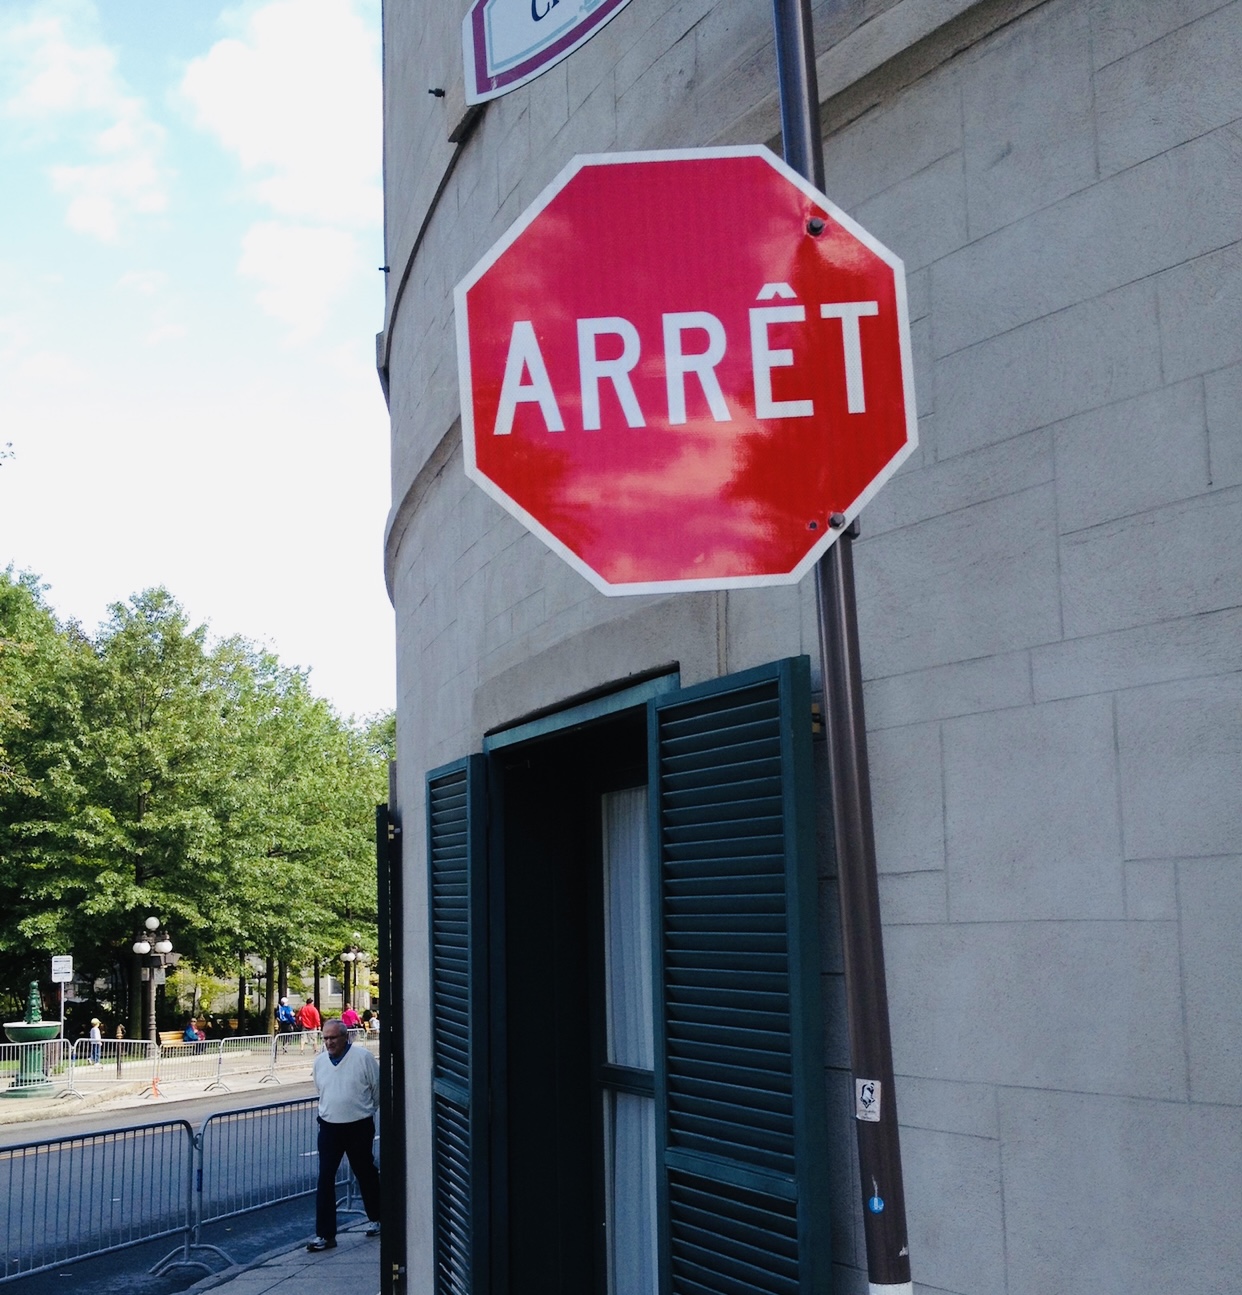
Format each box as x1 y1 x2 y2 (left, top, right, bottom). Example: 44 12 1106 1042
0 1063 314 1127
183 1226 380 1295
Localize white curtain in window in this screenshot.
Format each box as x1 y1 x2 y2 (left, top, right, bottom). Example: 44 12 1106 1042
607 1092 658 1295
602 785 657 1295
602 785 653 1070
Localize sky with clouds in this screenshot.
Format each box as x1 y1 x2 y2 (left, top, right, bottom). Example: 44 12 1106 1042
0 0 393 720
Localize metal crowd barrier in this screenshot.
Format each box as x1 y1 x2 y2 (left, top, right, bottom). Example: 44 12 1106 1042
0 1039 70 1096
0 1120 193 1282
178 1095 376 1269
5 1030 380 1105
50 1030 369 1100
0 1096 374 1283
58 1039 161 1099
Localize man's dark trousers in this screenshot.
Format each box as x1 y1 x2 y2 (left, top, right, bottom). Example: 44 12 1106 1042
316 1115 381 1239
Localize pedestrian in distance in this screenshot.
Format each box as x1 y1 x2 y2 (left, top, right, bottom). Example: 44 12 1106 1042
276 996 296 1051
88 1018 102 1066
306 1020 381 1251
297 998 321 1051
340 1003 361 1030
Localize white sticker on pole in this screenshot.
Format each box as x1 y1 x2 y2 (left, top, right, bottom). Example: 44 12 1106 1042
856 1078 881 1122
51 955 73 983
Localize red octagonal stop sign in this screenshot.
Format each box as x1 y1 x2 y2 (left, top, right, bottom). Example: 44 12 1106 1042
454 146 917 594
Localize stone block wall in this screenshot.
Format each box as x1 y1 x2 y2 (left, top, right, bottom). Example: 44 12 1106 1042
382 1 1242 1291
824 2 1242 1290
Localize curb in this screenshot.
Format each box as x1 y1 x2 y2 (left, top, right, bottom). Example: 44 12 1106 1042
180 1236 321 1292
0 1083 148 1126
181 1226 376 1293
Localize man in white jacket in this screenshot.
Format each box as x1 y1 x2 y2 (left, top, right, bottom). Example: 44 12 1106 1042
307 1019 381 1251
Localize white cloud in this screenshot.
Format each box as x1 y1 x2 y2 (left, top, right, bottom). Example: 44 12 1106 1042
0 2 169 242
0 312 31 355
0 328 88 398
12 348 84 386
117 269 169 297
1 5 116 121
48 116 167 240
181 0 381 229
238 221 361 343
145 322 188 346
0 3 394 720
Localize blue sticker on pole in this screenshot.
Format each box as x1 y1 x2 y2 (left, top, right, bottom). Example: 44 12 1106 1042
868 1195 885 1214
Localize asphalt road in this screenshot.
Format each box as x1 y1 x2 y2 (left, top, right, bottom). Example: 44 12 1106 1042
0 1083 328 1295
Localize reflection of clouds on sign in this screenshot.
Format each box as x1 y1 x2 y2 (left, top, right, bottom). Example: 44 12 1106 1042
465 0 635 104
453 147 917 596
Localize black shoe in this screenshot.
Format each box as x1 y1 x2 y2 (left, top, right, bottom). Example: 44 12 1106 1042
307 1237 337 1251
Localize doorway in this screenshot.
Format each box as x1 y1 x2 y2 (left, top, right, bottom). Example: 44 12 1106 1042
492 707 650 1295
426 657 834 1295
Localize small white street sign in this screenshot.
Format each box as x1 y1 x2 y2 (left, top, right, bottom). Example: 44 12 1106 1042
464 0 636 104
51 955 73 983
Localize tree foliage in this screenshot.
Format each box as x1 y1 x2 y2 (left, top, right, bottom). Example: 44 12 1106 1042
0 570 390 1023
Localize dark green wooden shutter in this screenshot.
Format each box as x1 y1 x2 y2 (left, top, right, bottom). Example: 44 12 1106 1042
427 756 488 1295
651 657 831 1295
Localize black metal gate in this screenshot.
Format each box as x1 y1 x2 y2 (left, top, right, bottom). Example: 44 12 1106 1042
377 793 407 1294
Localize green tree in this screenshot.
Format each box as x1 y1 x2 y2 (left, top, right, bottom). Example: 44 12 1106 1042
221 660 385 1027
165 637 388 1029
66 590 237 1031
0 576 392 1030
0 570 90 1016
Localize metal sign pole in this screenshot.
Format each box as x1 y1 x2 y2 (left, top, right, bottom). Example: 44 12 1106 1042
52 955 73 1039
771 2 913 1291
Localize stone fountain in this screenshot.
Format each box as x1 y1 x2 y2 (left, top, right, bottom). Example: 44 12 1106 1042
3 981 62 1097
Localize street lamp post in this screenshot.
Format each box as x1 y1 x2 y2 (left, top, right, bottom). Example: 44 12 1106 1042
341 947 356 1012
341 934 365 1013
132 916 176 1047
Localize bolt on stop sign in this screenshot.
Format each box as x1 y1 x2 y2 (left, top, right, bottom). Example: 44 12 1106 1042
454 146 917 594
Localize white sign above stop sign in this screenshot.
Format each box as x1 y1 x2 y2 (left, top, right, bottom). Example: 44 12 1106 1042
464 0 637 105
